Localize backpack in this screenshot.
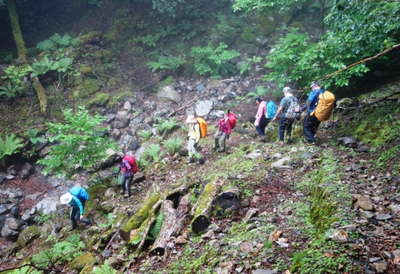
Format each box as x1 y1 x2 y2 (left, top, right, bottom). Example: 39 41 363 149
313 91 335 121
285 96 301 120
266 101 277 119
69 187 89 202
227 112 237 129
196 117 208 138
123 155 139 173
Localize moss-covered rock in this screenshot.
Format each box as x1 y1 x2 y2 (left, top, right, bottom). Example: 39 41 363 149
17 225 41 247
87 92 110 107
69 252 96 271
72 79 102 99
77 31 102 45
86 184 108 213
79 64 92 75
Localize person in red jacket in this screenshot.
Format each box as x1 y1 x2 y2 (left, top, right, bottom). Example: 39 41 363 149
119 153 139 198
214 110 235 152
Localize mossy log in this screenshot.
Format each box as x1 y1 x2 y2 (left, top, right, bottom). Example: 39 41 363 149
150 194 190 256
120 193 161 241
191 180 223 234
5 0 27 62
32 77 47 113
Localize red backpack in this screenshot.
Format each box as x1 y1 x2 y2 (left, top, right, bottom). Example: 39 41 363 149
227 112 237 129
123 155 139 173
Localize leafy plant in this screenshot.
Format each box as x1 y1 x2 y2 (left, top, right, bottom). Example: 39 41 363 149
156 118 179 136
36 33 77 52
38 106 116 177
147 55 186 72
0 134 23 161
30 55 73 78
163 137 183 155
31 234 84 268
0 65 30 97
92 263 117 274
246 86 268 98
25 128 46 145
142 144 163 163
191 43 240 77
138 129 153 141
36 213 52 224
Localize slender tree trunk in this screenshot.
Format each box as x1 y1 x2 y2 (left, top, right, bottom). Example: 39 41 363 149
5 0 27 62
5 0 48 113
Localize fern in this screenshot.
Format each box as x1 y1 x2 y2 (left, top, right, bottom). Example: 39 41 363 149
92 263 117 274
147 55 186 72
156 118 179 136
163 137 183 155
138 130 152 140
0 134 23 160
142 144 163 163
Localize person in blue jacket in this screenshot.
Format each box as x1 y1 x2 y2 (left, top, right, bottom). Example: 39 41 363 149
60 186 92 230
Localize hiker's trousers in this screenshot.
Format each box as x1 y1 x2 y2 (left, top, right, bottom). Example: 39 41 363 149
279 118 294 142
187 138 198 158
303 114 320 143
214 130 229 151
121 173 133 195
256 116 270 136
70 200 90 229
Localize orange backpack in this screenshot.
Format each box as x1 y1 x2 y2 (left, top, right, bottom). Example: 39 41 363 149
312 91 335 121
196 117 208 138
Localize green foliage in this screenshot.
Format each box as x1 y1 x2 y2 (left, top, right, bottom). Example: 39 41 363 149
191 43 240 77
146 212 164 241
36 33 77 52
36 213 52 225
156 118 179 136
138 129 153 141
92 263 117 274
7 266 42 274
147 55 186 72
25 128 46 145
290 240 353 274
31 234 84 268
0 134 23 160
308 186 337 237
233 0 308 13
162 136 183 155
38 106 116 177
0 65 30 98
30 55 73 78
142 144 163 163
246 86 268 98
238 56 262 75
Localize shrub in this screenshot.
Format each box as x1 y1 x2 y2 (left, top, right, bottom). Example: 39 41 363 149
191 43 240 77
156 118 179 136
36 33 77 52
163 137 183 155
0 134 23 161
147 55 186 72
30 55 73 78
142 144 163 163
0 65 30 98
38 106 116 177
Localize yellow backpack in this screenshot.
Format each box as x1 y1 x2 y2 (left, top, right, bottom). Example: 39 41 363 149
313 91 335 121
196 117 208 138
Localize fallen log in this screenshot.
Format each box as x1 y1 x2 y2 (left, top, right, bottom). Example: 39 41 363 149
191 179 223 234
150 194 191 256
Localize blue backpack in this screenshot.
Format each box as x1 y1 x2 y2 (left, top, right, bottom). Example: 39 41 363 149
266 101 277 119
69 187 89 201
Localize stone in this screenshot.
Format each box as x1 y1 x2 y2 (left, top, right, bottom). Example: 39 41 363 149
375 213 392 221
36 197 59 214
271 157 291 169
111 129 121 139
353 194 374 211
336 98 353 109
195 100 214 117
17 225 40 247
240 241 254 253
268 230 282 242
20 163 34 179
118 134 140 152
104 188 116 198
175 235 187 244
1 217 21 240
338 136 358 148
69 252 95 270
329 229 349 243
389 203 400 216
0 205 9 215
195 83 206 92
252 270 277 274
244 208 259 222
246 150 262 159
158 85 181 103
372 261 388 273
123 101 132 111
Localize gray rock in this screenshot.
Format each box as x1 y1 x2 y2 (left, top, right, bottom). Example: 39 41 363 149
389 203 400 216
1 217 21 240
336 98 353 109
36 197 58 214
195 83 206 93
20 162 34 179
244 208 259 222
158 85 181 103
111 129 121 140
123 101 132 111
375 213 392 221
0 205 9 215
195 100 214 117
104 188 116 198
372 261 388 273
119 134 140 152
7 165 17 176
106 114 116 123
246 150 262 159
338 136 358 148
252 270 277 274
271 157 291 169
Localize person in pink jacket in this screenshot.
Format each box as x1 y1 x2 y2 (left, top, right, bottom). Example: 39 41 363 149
254 96 268 137
214 110 234 152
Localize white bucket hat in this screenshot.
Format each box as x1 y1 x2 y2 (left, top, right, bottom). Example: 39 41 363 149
60 192 73 204
185 114 197 124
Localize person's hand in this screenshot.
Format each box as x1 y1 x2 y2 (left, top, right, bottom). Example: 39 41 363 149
254 121 258 127
80 215 84 220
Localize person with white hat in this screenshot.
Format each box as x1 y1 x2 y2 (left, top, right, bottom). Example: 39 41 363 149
186 114 201 163
60 186 91 230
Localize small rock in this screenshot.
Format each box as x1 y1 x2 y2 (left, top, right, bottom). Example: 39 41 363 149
158 85 181 103
252 269 277 274
246 150 262 159
389 203 400 216
104 188 116 198
271 157 291 169
20 163 34 179
195 100 214 117
338 136 358 148
240 241 254 253
329 229 348 243
353 194 374 211
244 208 259 222
375 213 392 221
175 235 187 244
123 101 132 111
268 230 282 242
372 261 388 273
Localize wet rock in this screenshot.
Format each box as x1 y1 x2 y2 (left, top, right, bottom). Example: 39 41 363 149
17 225 40 247
158 85 181 103
353 194 374 211
372 261 388 273
20 163 34 179
338 136 358 148
195 100 214 117
1 217 21 240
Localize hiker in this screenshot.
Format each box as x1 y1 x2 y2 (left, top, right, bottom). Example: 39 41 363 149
254 97 268 137
214 110 236 152
303 82 335 143
119 153 139 198
272 87 300 144
186 114 201 163
60 186 91 230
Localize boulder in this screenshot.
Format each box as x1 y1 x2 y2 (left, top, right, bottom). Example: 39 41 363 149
36 197 58 214
338 136 358 148
17 225 40 247
20 163 34 179
195 100 214 117
1 217 21 240
119 134 140 152
69 252 96 271
158 85 181 103
353 194 374 211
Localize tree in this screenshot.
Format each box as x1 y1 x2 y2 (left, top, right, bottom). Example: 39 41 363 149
3 0 48 113
38 107 117 178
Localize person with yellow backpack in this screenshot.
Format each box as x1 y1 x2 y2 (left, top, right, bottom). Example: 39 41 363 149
303 82 335 143
186 114 207 163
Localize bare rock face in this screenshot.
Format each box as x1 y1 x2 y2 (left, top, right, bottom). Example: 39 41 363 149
158 85 181 103
195 100 214 117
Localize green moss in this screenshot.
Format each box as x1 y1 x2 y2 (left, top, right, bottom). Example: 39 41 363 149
17 225 41 247
86 184 108 212
159 76 175 90
87 92 110 107
72 79 102 99
79 64 92 75
69 252 95 271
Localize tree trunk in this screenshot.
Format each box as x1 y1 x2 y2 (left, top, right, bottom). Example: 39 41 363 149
191 179 223 234
5 0 27 62
150 194 190 256
31 77 48 114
